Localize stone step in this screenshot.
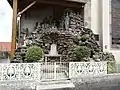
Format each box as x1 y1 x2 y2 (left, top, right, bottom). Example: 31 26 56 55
0 80 75 90
36 80 75 90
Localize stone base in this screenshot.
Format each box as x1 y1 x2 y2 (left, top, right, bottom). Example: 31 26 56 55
36 80 75 90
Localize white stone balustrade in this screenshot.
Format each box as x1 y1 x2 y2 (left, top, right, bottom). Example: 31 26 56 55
0 62 107 81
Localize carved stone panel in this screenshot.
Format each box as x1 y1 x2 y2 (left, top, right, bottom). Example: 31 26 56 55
69 62 107 78
0 63 42 81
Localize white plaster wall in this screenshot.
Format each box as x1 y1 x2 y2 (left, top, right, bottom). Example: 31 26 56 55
110 51 120 64
20 7 53 32
102 0 111 52
91 0 99 34
91 0 103 46
84 0 91 28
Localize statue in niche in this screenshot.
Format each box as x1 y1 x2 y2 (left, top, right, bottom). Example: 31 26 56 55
21 28 29 35
59 19 64 30
76 12 82 20
25 28 29 37
34 22 41 31
41 23 45 30
43 17 49 29
65 12 70 30
20 28 29 44
24 37 32 46
46 23 50 30
48 16 53 27
22 34 27 47
51 20 57 30
61 17 65 29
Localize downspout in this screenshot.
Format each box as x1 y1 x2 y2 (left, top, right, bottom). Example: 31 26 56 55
17 15 21 47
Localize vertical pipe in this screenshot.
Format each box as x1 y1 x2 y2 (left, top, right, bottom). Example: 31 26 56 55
17 15 21 47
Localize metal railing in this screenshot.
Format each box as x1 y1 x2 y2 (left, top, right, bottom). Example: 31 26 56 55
40 62 69 81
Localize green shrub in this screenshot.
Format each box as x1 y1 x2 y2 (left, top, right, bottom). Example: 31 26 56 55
74 46 91 61
26 46 44 62
107 61 116 73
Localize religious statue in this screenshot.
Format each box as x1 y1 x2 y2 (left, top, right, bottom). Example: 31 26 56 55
22 34 27 47
51 20 57 30
34 22 41 31
48 16 53 26
65 12 70 30
43 17 49 29
25 39 32 46
25 28 29 37
76 12 82 20
41 23 45 30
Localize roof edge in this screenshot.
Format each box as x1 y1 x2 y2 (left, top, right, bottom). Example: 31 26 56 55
7 0 13 8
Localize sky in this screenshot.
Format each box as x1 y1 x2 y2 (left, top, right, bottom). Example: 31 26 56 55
0 0 12 42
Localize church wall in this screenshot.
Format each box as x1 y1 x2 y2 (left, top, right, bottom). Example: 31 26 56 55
91 0 101 34
110 0 120 64
84 0 91 28
91 0 103 46
102 0 120 64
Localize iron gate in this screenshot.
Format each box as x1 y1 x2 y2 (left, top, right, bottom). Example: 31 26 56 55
40 62 69 81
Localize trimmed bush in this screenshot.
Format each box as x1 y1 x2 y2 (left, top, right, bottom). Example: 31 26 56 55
26 46 44 62
74 46 91 61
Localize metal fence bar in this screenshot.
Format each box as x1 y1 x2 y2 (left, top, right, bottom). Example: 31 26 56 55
54 62 56 80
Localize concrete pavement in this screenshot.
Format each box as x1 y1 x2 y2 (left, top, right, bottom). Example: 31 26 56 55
0 58 10 63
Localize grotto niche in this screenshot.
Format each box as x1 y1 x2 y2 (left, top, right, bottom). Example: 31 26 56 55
13 9 115 63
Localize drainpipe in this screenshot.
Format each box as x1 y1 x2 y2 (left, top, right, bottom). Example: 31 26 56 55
17 15 21 47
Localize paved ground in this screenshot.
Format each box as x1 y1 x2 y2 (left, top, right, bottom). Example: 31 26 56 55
70 74 120 90
48 74 120 90
1 74 120 90
0 58 10 63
